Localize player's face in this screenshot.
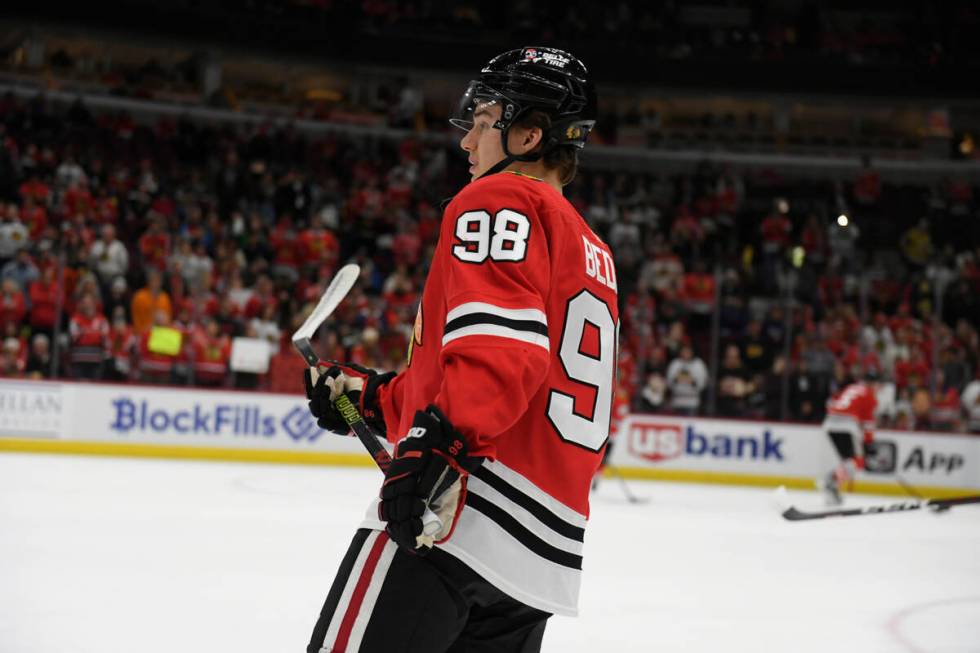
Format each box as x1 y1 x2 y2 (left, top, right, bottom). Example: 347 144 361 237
459 101 506 181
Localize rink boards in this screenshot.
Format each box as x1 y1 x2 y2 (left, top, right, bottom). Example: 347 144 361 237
1 379 977 498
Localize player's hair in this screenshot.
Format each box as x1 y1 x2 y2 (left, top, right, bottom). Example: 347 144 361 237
516 110 579 186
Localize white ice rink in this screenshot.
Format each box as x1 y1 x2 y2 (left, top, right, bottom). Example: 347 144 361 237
1 453 978 653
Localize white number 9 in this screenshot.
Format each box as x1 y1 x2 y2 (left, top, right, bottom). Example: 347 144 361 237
547 291 617 452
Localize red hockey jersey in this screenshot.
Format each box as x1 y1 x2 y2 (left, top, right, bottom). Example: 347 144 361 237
372 171 619 615
827 382 877 441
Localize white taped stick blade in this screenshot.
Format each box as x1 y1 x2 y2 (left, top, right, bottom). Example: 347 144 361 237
292 263 361 343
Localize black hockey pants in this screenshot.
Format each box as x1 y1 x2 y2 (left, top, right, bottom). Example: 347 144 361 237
307 528 550 653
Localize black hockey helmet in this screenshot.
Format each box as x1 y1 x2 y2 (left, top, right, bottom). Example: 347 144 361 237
451 46 597 169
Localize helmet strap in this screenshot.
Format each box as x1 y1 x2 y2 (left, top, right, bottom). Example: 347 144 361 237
475 120 544 181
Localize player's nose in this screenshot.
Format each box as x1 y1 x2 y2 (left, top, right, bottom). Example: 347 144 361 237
460 128 476 152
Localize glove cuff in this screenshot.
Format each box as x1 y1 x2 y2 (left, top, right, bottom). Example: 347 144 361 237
361 371 395 433
418 404 482 473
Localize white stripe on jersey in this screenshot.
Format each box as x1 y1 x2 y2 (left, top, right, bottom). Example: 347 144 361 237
446 302 547 325
442 323 549 351
481 459 587 528
442 301 549 351
466 475 584 557
440 504 582 617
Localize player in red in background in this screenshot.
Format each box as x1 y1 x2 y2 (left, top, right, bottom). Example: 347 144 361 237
304 47 612 653
819 371 880 505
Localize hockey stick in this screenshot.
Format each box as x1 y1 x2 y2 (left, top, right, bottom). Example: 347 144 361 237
894 474 924 500
607 464 650 504
292 263 362 369
892 475 954 512
291 263 441 536
773 486 980 521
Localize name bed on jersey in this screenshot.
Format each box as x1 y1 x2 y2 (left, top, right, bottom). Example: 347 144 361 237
582 235 616 291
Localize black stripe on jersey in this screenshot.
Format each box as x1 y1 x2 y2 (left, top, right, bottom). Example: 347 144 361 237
444 313 548 338
472 466 585 542
465 493 583 570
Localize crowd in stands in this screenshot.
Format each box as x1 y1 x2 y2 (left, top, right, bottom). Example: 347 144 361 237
1 93 978 433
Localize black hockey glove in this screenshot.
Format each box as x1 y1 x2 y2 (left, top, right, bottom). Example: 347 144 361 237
304 362 395 436
379 405 483 553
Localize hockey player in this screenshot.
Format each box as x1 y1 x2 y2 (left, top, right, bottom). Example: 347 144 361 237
819 372 879 505
304 47 617 652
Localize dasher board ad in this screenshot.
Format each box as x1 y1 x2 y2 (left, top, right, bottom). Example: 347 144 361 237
0 379 368 456
613 413 979 489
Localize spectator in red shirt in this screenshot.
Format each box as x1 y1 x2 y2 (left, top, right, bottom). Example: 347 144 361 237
0 278 26 334
928 371 962 431
800 213 828 269
18 176 50 206
20 195 48 239
28 266 62 340
245 273 278 320
670 205 704 263
269 216 299 282
298 214 339 275
63 178 94 218
894 350 930 390
180 276 220 323
680 261 716 315
391 217 422 268
192 318 231 387
381 264 417 310
67 273 104 318
761 200 793 251
852 156 881 206
138 214 171 271
69 293 109 379
105 306 136 382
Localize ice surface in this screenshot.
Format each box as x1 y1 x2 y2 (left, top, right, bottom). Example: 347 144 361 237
1 453 978 653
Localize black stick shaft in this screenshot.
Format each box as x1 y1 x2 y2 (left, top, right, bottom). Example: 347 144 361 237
334 393 392 472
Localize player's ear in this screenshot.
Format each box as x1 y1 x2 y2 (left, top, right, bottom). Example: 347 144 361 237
516 125 543 155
